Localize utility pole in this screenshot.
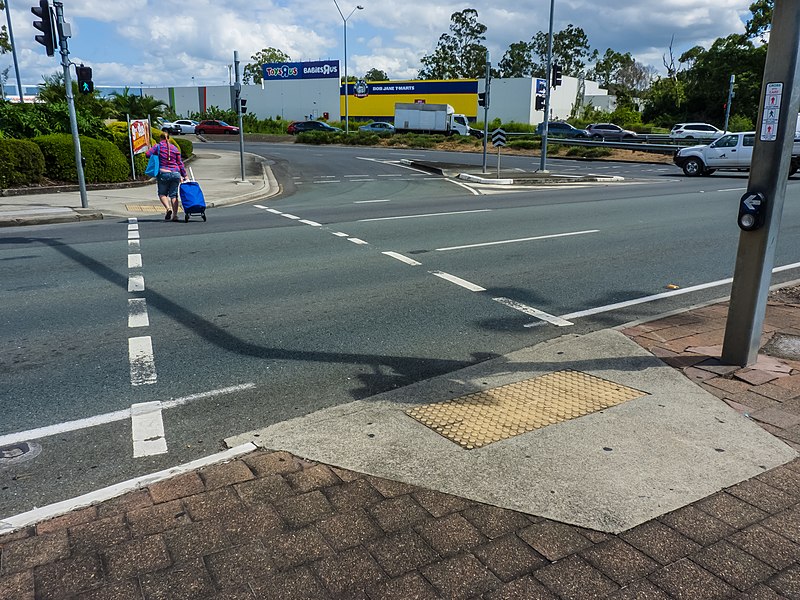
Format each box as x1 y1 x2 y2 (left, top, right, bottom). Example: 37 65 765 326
5 3 25 102
481 51 490 174
722 1 800 366
233 50 245 182
724 74 735 133
539 0 555 172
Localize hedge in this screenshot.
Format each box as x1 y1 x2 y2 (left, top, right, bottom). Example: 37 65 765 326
33 134 130 183
0 138 46 187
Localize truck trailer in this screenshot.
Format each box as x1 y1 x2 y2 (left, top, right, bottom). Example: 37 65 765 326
393 103 472 136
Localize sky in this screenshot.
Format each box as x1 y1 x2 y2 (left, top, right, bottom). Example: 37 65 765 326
2 0 755 90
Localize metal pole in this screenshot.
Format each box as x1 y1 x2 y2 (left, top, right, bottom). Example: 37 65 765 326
54 2 87 208
497 145 500 179
4 2 24 102
127 114 136 180
539 0 555 172
722 0 800 366
234 50 245 182
482 51 490 174
724 74 735 132
343 17 348 132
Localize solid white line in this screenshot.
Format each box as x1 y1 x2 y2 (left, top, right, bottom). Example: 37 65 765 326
358 209 491 222
331 231 349 237
128 231 140 240
430 271 485 292
131 402 168 457
299 219 322 227
127 224 139 231
382 251 422 266
128 298 149 328
128 274 145 292
128 240 140 252
0 443 258 534
282 214 301 219
129 336 157 386
447 178 482 196
436 230 600 252
348 238 369 245
128 254 142 269
0 384 257 448
355 199 391 204
492 297 574 327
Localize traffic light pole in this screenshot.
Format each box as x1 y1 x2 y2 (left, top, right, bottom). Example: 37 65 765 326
481 51 490 174
539 0 555 173
53 2 87 208
722 0 800 366
233 50 246 182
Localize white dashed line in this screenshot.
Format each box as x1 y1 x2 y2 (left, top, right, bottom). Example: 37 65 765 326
254 204 268 209
382 251 422 266
493 297 574 327
128 254 142 269
331 232 349 237
127 224 139 231
128 240 140 252
348 238 369 245
128 336 157 386
283 214 301 219
430 271 485 292
299 219 322 227
128 298 149 328
266 208 282 214
131 401 167 457
128 231 140 240
354 199 391 204
128 274 145 292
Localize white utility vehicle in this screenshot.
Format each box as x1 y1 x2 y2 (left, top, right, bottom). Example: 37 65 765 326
673 131 800 177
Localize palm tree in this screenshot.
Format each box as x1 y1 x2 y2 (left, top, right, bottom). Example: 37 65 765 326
108 87 169 120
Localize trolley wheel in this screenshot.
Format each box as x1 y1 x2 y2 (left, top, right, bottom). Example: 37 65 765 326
185 214 190 222
201 213 207 222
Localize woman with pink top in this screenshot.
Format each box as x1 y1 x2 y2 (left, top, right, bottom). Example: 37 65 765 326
145 132 187 221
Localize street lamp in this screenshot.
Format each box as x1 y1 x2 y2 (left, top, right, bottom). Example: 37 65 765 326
333 0 363 133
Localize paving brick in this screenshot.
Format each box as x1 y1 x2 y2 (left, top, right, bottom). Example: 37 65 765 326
213 503 284 542
368 494 430 534
198 459 255 491
183 487 247 522
267 526 334 570
365 571 439 600
734 369 782 386
33 554 103 600
312 546 386 595
0 530 69 575
535 554 619 599
762 507 800 544
704 377 754 396
691 540 776 591
36 506 97 535
0 526 33 545
647 557 736 599
416 513 487 557
727 478 796 514
728 524 800 569
316 508 382 551
250 566 329 600
96 490 153 518
658 505 736 546
620 520 700 565
0 569 33 600
234 474 295 506
730 583 788 599
421 553 501 599
518 520 593 561
751 382 799 402
366 530 440 577
750 406 800 429
324 478 383 512
102 534 172 580
205 541 275 589
72 579 143 600
695 492 768 529
202 587 256 600
766 563 800 598
329 465 363 483
365 475 418 498
127 499 192 537
756 465 800 498
462 504 532 540
163 521 230 562
286 464 341 493
275 490 335 528
69 515 131 553
484 575 558 600
723 392 781 412
243 451 302 476
684 367 720 383
607 579 671 599
580 538 659 585
139 558 216 600
474 533 548 582
412 488 473 517
771 373 800 393
147 472 205 504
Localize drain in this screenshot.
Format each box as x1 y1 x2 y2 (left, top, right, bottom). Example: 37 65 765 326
0 441 42 466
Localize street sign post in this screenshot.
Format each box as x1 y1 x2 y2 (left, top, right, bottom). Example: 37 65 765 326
491 128 506 178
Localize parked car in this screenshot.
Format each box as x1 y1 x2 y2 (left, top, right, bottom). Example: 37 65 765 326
358 122 395 134
172 119 199 134
156 118 181 135
536 121 589 138
195 120 240 135
585 123 638 141
287 120 343 134
669 122 724 141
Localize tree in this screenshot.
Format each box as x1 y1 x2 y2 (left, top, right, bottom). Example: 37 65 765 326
0 1 10 55
746 0 773 41
364 68 388 81
498 41 535 78
38 72 114 119
107 87 169 120
418 9 488 79
591 49 654 94
243 47 291 84
529 24 598 78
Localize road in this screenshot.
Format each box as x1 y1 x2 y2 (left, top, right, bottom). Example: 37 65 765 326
2 141 799 517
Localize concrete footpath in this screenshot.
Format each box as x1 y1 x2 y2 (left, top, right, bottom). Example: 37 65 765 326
2 153 800 598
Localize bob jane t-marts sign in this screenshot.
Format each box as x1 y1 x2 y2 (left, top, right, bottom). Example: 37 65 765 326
261 60 340 80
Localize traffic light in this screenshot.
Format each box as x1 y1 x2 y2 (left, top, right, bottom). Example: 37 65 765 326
535 95 545 111
239 98 247 114
76 65 93 94
477 92 487 107
31 0 56 57
551 63 563 88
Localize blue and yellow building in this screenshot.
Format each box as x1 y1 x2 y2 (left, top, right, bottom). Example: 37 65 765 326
341 79 479 121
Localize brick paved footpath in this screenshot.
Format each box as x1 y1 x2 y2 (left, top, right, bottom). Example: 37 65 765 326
2 298 800 600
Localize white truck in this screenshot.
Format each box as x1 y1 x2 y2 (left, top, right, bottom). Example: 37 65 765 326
393 102 473 136
674 131 800 177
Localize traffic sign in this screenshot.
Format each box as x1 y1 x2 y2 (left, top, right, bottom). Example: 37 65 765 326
491 128 506 147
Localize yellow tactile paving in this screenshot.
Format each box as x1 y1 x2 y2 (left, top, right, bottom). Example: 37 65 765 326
406 370 647 449
125 204 166 213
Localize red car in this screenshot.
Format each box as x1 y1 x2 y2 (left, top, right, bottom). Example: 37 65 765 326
195 120 239 135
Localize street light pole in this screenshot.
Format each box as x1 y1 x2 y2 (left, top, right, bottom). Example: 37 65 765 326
333 0 363 133
4 2 25 102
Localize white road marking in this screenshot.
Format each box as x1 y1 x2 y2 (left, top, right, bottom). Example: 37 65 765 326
131 401 168 457
493 297 574 327
128 298 149 328
283 214 301 219
127 224 138 231
345 174 371 178
128 240 140 252
332 232 349 237
254 204 268 209
128 274 145 292
355 199 391 203
348 238 369 245
313 180 341 184
348 179 375 182
436 230 600 252
129 336 157 386
299 219 322 226
717 187 747 192
430 271 485 292
448 179 482 195
0 443 258 535
378 174 403 177
382 251 422 266
266 208 282 214
128 254 142 269
128 231 140 240
358 209 491 222
128 218 137 224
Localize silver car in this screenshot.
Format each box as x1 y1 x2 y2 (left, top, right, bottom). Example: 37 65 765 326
586 123 638 141
669 122 724 141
